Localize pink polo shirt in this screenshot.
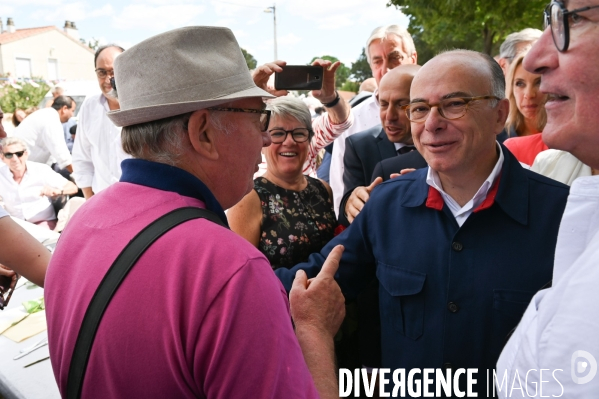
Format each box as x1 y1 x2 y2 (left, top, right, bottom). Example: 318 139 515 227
45 182 318 398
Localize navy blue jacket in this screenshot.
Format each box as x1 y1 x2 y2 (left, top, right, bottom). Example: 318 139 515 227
276 146 569 394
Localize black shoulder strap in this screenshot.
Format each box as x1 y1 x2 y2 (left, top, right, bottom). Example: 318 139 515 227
66 207 225 399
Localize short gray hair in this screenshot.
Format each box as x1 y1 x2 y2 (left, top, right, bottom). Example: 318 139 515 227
267 97 314 138
366 25 416 64
121 110 234 165
0 136 28 151
499 28 542 62
121 112 193 165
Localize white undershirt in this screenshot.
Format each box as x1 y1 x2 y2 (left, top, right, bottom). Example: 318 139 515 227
425 143 504 227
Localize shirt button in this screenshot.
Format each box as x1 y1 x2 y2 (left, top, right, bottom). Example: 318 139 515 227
447 302 459 313
443 362 453 370
452 241 463 251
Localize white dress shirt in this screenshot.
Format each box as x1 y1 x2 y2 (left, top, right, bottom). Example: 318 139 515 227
0 161 69 222
330 93 381 216
497 175 599 398
425 143 504 227
13 108 72 169
72 93 130 193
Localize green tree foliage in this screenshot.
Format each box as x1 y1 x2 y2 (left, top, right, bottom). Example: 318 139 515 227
388 0 547 57
79 37 100 51
0 81 50 114
340 81 360 93
309 56 350 89
349 48 372 83
241 48 258 70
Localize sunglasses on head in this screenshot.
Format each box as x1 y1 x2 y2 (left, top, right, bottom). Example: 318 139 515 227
3 151 25 159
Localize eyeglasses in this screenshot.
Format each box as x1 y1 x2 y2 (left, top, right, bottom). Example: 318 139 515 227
405 96 501 123
3 150 25 159
95 68 114 79
268 128 311 144
544 1 599 52
206 107 271 132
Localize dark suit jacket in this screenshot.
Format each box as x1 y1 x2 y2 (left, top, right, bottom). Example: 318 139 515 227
371 149 428 182
339 125 396 225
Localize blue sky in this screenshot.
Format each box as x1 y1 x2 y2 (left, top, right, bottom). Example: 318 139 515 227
3 0 409 68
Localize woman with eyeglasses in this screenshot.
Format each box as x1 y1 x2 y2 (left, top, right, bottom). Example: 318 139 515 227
0 137 78 230
228 96 338 270
502 51 549 165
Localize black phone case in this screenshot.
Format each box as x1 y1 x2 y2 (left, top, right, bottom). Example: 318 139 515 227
274 65 324 90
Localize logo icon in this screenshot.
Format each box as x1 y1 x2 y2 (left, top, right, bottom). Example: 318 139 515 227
571 350 597 384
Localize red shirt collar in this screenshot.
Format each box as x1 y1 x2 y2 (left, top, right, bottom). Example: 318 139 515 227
425 174 502 213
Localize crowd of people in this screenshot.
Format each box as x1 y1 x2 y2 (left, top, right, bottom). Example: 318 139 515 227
0 1 599 397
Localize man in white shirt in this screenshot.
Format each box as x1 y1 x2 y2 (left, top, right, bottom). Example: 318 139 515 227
330 25 417 215
0 137 78 227
497 2 599 397
62 97 77 153
14 96 74 172
72 44 130 199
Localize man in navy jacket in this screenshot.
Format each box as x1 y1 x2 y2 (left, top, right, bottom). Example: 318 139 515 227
276 50 569 396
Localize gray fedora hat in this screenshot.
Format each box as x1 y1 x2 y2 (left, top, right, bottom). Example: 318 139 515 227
107 26 273 127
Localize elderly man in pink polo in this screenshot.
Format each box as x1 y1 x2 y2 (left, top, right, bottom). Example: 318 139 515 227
45 27 345 399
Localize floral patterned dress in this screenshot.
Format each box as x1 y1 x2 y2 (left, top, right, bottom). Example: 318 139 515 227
254 176 337 270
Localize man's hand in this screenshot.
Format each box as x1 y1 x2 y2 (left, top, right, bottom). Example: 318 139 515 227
389 168 416 179
290 245 345 338
40 186 62 197
0 264 17 292
310 59 341 104
252 61 289 97
344 177 383 224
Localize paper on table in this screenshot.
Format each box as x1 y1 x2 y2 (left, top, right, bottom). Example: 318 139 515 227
0 307 29 334
3 310 47 343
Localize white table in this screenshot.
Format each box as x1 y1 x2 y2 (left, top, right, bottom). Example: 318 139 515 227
0 238 60 399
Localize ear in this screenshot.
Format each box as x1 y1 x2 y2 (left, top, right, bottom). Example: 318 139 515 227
495 98 510 132
498 58 508 75
187 109 220 161
410 51 418 65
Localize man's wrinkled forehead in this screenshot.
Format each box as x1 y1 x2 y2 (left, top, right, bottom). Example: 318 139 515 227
369 34 406 54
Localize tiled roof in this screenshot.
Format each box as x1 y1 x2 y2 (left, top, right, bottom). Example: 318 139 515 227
0 26 55 45
0 26 93 53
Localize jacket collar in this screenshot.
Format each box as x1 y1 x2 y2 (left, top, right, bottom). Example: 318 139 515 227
400 144 528 225
376 128 398 159
120 158 229 227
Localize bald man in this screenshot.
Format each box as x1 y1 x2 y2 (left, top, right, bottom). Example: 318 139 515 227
339 65 425 226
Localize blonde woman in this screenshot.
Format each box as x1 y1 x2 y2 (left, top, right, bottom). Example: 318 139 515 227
503 52 549 165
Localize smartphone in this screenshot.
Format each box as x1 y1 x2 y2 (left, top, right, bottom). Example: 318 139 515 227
274 65 323 90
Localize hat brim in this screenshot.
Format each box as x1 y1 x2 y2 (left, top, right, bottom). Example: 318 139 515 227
107 86 275 127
